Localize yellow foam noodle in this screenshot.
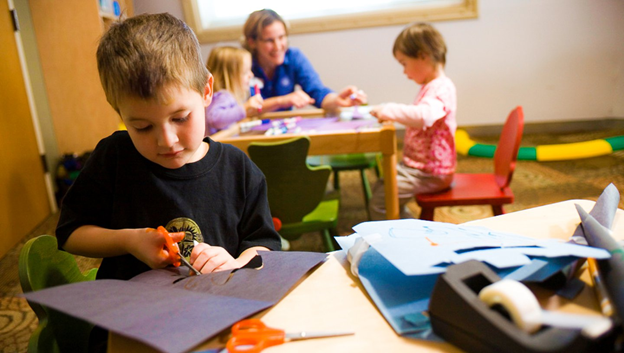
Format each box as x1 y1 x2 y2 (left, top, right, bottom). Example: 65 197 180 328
455 129 475 155
118 121 127 131
536 140 612 161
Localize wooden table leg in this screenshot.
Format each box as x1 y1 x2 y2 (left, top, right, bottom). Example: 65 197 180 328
380 124 399 219
382 152 399 219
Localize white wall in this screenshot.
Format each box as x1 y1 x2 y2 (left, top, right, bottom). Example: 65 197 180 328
133 0 624 126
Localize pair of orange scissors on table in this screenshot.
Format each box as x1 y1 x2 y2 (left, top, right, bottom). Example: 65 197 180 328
226 319 354 352
156 226 201 276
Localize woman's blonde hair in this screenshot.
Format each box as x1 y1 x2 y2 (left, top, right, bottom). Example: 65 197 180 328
96 13 209 112
393 22 447 66
241 9 289 55
206 46 251 105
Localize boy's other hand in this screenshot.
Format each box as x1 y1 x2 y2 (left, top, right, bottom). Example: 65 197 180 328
190 242 241 274
130 228 185 269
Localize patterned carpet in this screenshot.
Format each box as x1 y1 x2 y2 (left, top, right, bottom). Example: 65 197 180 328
1 125 623 352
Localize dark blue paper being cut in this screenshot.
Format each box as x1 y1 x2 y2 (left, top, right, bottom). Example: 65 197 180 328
23 251 326 353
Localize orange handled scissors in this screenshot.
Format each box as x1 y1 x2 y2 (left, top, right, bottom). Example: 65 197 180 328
156 226 201 276
226 319 353 352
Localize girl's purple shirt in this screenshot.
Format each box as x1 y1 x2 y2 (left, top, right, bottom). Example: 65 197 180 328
205 90 245 136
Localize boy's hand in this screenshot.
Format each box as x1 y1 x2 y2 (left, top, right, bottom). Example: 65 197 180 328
129 228 185 269
190 242 241 274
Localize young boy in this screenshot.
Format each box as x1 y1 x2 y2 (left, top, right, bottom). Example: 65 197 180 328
56 13 281 282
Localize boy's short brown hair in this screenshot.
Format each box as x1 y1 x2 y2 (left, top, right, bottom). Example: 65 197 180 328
393 22 447 66
97 13 209 111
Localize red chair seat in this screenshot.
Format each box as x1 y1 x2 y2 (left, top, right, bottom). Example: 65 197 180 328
417 173 514 207
415 106 524 221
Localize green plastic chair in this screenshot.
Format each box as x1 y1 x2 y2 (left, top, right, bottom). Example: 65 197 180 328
307 153 380 219
249 136 340 252
19 235 98 353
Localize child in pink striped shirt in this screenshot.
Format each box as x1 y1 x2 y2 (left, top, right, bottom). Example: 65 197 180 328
369 22 457 220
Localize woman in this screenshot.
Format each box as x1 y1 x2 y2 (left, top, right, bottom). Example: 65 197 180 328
242 9 367 112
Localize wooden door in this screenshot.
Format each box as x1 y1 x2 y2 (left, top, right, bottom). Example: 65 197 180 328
0 0 50 258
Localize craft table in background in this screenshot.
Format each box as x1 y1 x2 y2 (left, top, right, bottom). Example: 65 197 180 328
108 199 623 352
210 109 400 220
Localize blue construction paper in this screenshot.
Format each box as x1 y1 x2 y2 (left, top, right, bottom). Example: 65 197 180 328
23 251 326 353
516 256 578 282
355 246 578 340
503 258 550 281
556 277 587 300
348 219 609 276
357 247 442 341
453 248 532 268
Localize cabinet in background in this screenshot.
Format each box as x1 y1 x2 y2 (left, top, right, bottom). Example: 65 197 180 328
28 0 133 155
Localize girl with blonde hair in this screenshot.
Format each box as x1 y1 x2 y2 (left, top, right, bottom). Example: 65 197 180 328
205 46 263 135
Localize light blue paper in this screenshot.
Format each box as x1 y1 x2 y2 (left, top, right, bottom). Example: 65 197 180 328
335 233 359 251
453 248 532 268
348 219 610 276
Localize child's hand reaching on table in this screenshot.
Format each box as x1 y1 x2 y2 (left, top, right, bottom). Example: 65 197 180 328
190 242 242 274
370 105 395 123
244 94 264 117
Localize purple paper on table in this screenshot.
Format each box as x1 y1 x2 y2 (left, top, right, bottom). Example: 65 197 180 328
314 119 379 132
131 250 325 303
250 117 378 133
23 251 327 353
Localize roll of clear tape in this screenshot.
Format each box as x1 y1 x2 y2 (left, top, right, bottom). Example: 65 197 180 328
479 279 613 338
479 279 543 333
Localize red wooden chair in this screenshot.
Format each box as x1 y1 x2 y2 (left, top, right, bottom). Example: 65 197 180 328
416 106 525 220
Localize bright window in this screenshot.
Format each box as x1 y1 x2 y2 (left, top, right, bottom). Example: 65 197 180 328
182 0 478 44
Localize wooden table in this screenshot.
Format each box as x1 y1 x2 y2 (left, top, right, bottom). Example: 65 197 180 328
211 110 400 220
109 199 623 352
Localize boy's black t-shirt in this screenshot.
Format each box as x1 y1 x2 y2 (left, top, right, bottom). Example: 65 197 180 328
56 131 281 280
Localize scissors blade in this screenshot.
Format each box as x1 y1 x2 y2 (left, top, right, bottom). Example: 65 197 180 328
285 331 354 341
179 255 201 276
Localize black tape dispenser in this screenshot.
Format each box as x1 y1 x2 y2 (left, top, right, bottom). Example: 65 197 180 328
428 260 616 353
